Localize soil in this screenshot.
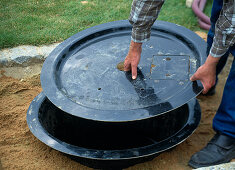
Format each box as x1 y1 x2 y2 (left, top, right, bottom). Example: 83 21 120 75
0 32 234 170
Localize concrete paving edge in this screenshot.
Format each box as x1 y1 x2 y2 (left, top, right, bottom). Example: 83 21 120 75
0 43 60 66
195 162 235 169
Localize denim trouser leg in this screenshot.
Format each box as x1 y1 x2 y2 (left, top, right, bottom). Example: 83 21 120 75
213 58 235 138
208 0 235 138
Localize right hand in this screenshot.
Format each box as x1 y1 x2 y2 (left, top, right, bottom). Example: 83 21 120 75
124 41 142 79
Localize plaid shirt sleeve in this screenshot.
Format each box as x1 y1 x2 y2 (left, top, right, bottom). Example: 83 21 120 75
210 0 235 57
129 0 165 43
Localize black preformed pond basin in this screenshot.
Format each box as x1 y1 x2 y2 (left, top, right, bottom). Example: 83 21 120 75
27 92 201 169
27 20 207 169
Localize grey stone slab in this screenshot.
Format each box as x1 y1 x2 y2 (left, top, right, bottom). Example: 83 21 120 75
0 43 60 66
195 162 235 170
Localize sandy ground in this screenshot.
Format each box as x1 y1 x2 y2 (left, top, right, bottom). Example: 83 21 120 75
0 32 234 170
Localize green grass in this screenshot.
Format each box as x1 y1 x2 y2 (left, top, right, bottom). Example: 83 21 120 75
0 0 213 49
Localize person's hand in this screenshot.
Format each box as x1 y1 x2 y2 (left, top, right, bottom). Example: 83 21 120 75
124 41 142 79
190 54 219 94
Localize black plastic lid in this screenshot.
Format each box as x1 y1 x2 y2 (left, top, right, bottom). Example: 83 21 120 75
41 20 206 122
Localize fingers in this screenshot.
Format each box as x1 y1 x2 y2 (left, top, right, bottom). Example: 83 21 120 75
190 73 208 94
190 69 202 82
201 81 209 94
190 74 197 81
131 64 137 79
191 74 213 94
124 63 130 72
202 88 209 94
124 61 137 79
202 81 215 94
124 41 142 79
124 58 138 79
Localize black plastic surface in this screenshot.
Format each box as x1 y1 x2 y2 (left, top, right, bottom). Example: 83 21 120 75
41 20 206 122
27 92 201 168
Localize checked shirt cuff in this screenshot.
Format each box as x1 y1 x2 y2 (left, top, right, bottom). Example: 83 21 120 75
131 27 151 43
210 43 228 58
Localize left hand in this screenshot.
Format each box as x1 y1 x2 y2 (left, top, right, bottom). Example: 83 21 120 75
190 54 219 94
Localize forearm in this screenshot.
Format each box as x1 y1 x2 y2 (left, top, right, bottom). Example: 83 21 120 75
129 40 142 50
129 0 165 43
204 54 220 67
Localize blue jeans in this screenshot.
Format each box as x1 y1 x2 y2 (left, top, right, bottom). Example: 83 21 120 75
207 0 235 138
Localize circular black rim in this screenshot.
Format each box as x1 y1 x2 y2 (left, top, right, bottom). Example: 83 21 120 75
27 92 201 160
